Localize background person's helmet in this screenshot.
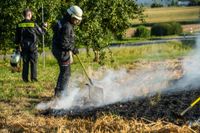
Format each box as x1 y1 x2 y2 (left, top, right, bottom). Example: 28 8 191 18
10 50 21 67
67 5 83 20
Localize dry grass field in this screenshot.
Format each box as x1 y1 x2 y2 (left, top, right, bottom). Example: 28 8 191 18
133 6 200 24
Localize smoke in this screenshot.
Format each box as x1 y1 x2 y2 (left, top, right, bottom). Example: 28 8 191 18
36 66 173 110
168 34 200 90
95 67 172 104
36 34 199 110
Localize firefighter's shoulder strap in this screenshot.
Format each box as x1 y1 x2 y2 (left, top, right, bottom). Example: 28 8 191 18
57 20 62 29
52 20 63 34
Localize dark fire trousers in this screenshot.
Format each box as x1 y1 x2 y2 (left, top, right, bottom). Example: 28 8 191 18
52 49 72 95
55 63 71 94
22 51 38 81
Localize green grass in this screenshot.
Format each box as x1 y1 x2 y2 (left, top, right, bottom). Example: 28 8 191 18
133 6 200 24
112 37 148 44
112 35 181 44
111 41 191 66
0 55 58 100
0 41 193 100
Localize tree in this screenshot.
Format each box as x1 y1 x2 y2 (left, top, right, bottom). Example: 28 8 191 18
0 0 24 57
0 0 144 64
71 0 144 62
135 26 150 38
0 0 63 55
190 0 200 5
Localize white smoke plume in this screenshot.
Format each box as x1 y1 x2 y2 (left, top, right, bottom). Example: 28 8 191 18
36 66 173 110
169 34 200 90
36 34 199 110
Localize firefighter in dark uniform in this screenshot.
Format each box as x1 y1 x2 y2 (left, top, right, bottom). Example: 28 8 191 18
15 9 47 82
52 5 83 97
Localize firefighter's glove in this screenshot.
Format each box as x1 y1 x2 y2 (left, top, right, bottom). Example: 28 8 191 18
15 46 20 52
72 48 79 55
42 22 48 29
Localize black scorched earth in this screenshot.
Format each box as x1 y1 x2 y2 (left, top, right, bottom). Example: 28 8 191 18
41 83 200 126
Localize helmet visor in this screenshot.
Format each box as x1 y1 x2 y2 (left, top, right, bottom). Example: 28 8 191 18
71 14 82 20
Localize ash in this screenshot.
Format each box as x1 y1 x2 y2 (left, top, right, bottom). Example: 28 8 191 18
41 84 200 125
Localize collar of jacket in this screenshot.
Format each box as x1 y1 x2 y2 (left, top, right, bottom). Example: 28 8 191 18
62 13 74 25
23 19 33 22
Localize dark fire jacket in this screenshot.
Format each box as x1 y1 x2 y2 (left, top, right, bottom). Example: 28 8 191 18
15 19 46 52
52 14 75 63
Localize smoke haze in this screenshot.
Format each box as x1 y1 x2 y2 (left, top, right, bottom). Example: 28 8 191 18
36 34 199 110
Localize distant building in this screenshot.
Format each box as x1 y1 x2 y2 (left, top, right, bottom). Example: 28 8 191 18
177 1 190 6
136 0 191 7
136 0 178 6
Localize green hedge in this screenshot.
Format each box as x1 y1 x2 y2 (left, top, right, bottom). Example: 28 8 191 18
134 26 150 38
151 3 163 8
151 22 182 36
170 22 183 34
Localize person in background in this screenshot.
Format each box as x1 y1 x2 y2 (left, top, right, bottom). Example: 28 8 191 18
52 5 83 97
15 9 47 82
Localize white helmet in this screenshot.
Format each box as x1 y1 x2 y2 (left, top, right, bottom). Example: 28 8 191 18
67 5 83 20
10 50 21 67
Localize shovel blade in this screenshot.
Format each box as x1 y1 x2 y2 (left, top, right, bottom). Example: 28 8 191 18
78 84 104 106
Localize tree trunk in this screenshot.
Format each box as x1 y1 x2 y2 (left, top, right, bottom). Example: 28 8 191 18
3 48 7 61
86 46 90 57
93 49 99 62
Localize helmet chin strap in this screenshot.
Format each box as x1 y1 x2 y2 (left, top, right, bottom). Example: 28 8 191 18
70 17 81 25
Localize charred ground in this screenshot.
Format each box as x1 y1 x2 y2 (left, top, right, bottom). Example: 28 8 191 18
42 83 200 127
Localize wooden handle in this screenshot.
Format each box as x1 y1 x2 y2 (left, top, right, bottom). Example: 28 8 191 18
76 55 93 85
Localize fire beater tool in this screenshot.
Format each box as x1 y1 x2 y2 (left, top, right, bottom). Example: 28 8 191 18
76 54 104 106
172 97 200 119
180 97 200 116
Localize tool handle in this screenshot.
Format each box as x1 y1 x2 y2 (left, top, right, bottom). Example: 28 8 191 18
181 106 192 116
41 3 45 68
42 4 44 23
181 97 200 116
76 55 94 85
191 97 200 107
